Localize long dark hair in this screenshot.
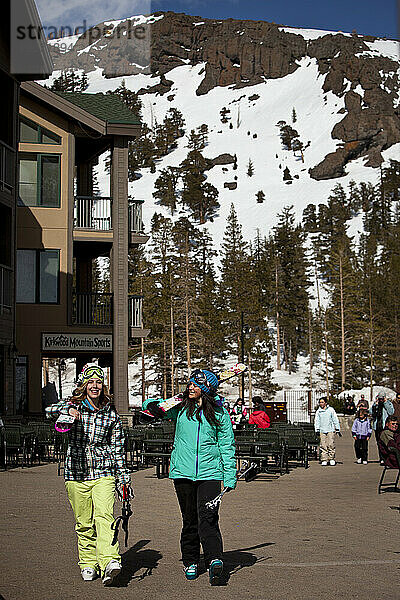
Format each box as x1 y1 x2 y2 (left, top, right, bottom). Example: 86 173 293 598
180 388 222 427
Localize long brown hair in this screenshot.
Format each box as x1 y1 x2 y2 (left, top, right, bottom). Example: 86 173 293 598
180 388 222 427
70 380 113 409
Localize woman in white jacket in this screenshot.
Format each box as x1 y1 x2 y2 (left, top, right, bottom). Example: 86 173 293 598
314 397 340 466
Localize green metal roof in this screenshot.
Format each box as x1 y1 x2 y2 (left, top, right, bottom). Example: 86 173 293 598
54 91 140 125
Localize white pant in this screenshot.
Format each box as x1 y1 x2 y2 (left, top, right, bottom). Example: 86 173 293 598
320 432 336 461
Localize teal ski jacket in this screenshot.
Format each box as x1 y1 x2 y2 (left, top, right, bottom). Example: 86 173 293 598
143 397 237 489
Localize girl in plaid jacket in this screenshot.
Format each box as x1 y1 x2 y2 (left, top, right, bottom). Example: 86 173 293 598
46 363 132 586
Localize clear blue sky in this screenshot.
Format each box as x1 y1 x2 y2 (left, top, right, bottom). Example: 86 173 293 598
152 0 398 38
36 0 398 39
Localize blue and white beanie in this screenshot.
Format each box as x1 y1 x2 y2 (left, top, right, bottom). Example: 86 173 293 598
189 369 219 395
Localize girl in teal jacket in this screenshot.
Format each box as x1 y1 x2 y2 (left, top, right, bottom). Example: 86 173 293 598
143 368 236 585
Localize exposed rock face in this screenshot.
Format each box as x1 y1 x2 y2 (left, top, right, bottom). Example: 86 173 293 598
224 181 237 190
48 11 400 179
205 153 235 169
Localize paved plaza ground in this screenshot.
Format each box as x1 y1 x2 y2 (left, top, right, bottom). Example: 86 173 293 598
1 429 399 600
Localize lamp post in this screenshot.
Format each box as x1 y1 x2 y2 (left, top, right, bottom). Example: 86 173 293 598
240 312 252 399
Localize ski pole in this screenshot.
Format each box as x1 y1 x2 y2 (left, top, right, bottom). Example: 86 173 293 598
111 484 133 546
205 461 258 511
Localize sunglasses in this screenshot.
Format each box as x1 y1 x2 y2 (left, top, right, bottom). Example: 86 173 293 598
189 369 210 387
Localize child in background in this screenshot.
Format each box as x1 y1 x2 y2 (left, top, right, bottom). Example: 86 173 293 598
351 409 372 464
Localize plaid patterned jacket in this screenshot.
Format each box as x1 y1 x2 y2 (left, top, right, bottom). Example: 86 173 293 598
46 400 130 485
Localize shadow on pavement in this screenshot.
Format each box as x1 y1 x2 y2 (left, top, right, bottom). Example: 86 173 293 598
114 539 163 587
201 541 275 586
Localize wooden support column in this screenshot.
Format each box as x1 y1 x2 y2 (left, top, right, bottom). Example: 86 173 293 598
111 136 129 413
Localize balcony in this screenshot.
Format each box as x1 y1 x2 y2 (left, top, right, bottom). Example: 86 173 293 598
0 265 12 315
71 292 149 338
72 292 113 326
0 140 15 194
129 199 149 246
129 295 150 338
74 196 112 230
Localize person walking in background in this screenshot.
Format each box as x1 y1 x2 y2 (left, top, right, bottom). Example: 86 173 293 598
45 364 132 586
351 408 372 464
232 398 248 430
357 395 369 411
314 397 340 466
370 392 394 463
142 369 236 585
249 397 270 429
343 396 356 415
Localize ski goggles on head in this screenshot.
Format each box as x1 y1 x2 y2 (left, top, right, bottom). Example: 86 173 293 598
79 364 105 385
189 369 210 388
188 369 219 394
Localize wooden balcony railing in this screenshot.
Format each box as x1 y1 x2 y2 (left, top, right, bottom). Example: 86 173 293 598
72 292 144 330
128 199 144 234
129 295 143 328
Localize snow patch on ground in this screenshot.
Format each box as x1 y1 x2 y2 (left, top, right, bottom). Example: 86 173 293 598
338 386 396 408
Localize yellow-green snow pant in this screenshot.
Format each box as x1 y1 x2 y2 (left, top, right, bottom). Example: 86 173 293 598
65 476 120 573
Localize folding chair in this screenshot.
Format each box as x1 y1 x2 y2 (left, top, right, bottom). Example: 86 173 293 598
377 440 400 494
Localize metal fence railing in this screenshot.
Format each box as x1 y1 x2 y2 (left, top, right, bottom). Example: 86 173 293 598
0 265 12 314
283 389 327 423
74 196 112 230
72 292 113 325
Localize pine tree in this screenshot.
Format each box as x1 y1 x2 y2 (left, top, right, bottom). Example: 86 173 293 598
153 167 181 215
283 167 292 182
187 128 206 152
106 80 142 119
180 150 220 224
199 124 209 147
220 107 230 124
219 206 257 367
256 190 265 204
51 69 89 92
272 206 311 371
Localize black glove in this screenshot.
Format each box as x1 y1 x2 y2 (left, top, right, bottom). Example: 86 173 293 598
145 401 166 419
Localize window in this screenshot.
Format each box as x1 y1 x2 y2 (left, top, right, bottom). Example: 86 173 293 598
18 153 61 207
19 116 61 145
0 205 12 267
16 249 60 304
15 356 28 415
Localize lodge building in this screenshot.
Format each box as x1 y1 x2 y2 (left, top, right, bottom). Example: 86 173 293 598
1 0 53 417
15 83 149 414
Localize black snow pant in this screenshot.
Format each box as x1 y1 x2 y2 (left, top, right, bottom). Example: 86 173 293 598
354 438 369 461
173 479 223 568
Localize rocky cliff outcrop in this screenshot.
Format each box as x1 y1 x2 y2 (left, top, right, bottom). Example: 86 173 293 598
48 11 400 180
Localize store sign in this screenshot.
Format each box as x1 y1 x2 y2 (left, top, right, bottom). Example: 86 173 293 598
42 333 112 352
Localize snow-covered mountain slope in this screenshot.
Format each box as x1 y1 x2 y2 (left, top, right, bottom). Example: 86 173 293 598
40 13 400 249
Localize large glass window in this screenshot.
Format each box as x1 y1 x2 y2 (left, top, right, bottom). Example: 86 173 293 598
16 250 36 303
18 153 61 207
39 250 59 303
19 116 61 145
16 249 60 304
15 356 28 415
